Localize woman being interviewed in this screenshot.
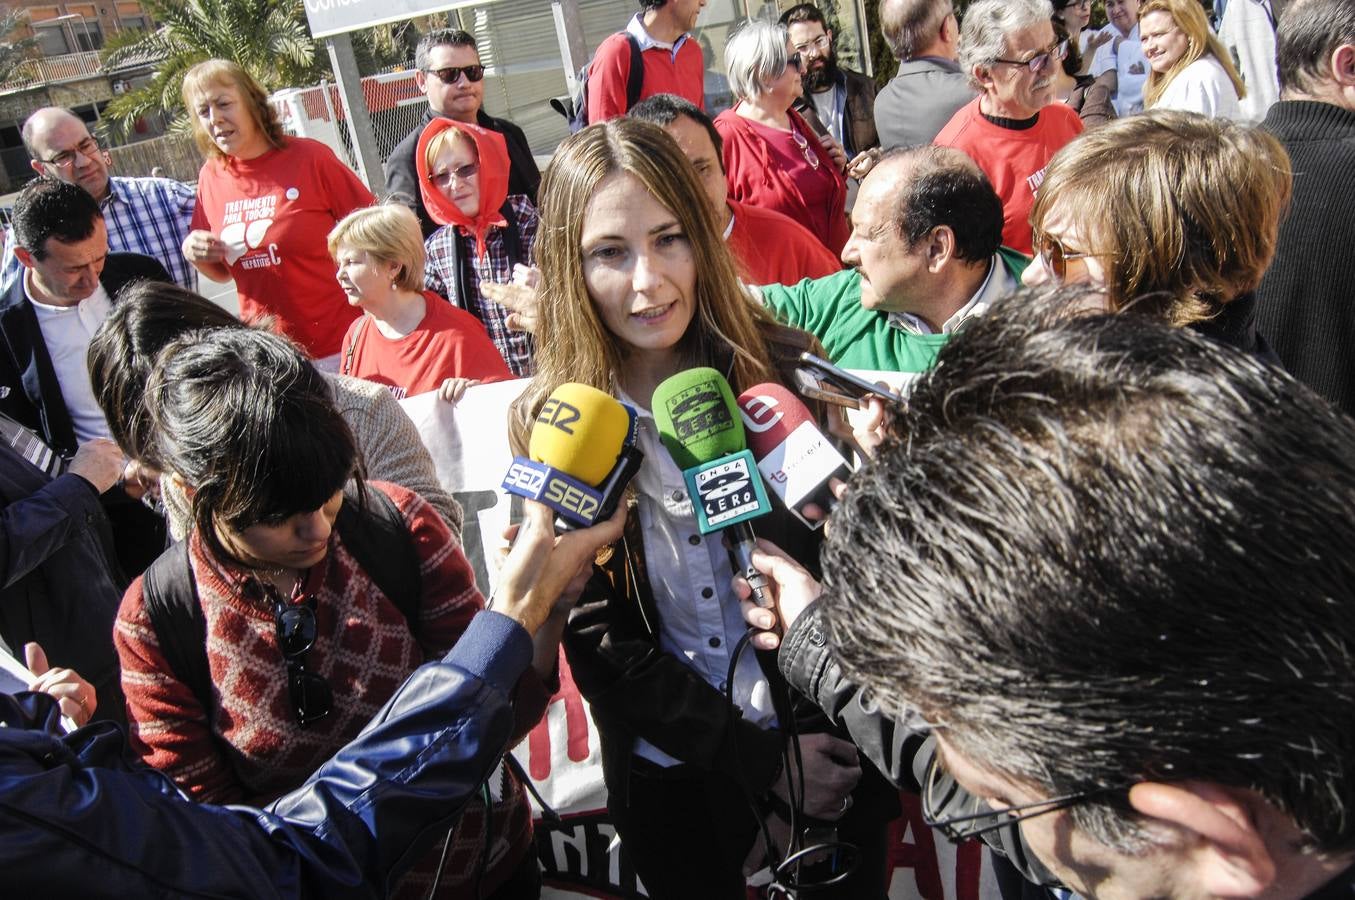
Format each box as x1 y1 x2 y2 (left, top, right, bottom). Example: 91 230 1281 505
509 118 892 899
180 59 375 366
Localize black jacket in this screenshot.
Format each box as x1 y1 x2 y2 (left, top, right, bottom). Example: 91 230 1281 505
792 66 879 158
384 107 542 238
0 445 126 726
0 252 170 458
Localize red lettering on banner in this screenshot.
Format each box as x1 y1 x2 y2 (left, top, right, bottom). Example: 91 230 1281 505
890 791 984 899
528 649 593 781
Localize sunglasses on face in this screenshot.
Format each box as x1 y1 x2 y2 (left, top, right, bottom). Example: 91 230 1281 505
787 52 804 73
994 40 1069 74
430 161 480 189
425 64 485 85
273 594 332 727
1033 228 1111 281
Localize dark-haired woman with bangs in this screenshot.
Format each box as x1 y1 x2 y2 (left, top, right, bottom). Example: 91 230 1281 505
113 327 551 898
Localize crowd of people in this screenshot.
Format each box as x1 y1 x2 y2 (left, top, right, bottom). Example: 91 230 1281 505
1 0 1353 899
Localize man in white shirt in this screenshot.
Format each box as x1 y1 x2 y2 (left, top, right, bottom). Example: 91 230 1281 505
1092 0 1151 114
0 177 170 575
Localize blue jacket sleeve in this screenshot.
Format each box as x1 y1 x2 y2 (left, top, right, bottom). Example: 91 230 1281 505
0 610 531 900
0 472 104 588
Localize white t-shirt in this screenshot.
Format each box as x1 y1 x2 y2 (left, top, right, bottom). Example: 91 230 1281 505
1154 55 1244 119
1092 25 1149 115
26 276 113 444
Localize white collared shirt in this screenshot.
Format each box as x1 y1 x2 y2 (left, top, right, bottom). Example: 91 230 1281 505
619 388 779 768
625 11 690 62
888 254 1014 336
25 273 113 443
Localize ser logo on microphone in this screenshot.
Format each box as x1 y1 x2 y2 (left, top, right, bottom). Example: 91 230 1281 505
543 475 601 521
537 398 582 434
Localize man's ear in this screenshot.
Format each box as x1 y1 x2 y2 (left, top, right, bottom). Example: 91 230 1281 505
925 225 956 272
1129 782 1276 897
415 68 428 94
29 158 45 176
12 246 36 270
973 64 995 92
1330 44 1355 88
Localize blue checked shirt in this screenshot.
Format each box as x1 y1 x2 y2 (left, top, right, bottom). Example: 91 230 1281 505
423 194 538 377
0 175 197 292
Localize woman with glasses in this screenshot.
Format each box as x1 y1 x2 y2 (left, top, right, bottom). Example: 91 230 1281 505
329 204 511 402
179 59 375 368
714 20 850 256
1139 0 1246 118
934 0 1085 256
1052 0 1108 72
416 118 539 377
113 328 555 898
1022 110 1290 353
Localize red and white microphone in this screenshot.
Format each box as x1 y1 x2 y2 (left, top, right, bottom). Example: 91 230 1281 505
737 383 853 529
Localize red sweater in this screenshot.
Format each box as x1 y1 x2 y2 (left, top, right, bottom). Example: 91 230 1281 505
727 199 842 286
115 482 544 898
934 98 1084 255
340 290 513 399
715 106 851 256
587 29 704 123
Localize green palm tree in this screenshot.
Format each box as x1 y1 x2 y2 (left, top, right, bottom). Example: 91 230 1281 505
100 0 322 138
0 9 41 86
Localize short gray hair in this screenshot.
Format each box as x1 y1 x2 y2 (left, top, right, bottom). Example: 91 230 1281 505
958 0 1054 90
881 0 954 60
725 20 790 102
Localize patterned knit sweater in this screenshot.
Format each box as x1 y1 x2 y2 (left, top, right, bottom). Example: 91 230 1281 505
115 481 539 897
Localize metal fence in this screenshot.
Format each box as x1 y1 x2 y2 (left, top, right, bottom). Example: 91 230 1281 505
106 133 202 183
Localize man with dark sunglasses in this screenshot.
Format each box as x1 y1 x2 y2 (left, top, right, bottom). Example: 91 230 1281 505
735 284 1355 899
384 29 540 237
0 499 626 898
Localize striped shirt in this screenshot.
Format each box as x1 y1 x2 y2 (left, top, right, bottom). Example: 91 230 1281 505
0 175 197 292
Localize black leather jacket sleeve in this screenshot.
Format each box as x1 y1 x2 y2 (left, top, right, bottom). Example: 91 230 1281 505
778 601 1060 888
0 610 531 899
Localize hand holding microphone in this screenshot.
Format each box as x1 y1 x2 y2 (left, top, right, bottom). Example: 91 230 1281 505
730 538 824 652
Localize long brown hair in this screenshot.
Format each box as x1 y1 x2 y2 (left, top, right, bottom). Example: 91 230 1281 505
509 118 788 453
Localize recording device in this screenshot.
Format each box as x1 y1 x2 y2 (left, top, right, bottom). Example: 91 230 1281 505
501 383 643 528
793 351 906 409
738 383 852 529
651 368 775 610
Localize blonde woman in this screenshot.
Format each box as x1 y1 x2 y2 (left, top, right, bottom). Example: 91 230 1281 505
179 59 374 365
1023 110 1291 352
330 205 510 403
508 117 893 899
1139 0 1246 118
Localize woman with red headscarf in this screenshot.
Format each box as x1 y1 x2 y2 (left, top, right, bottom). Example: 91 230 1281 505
416 119 539 377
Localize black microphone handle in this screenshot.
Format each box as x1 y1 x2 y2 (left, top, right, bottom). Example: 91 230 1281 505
725 521 777 619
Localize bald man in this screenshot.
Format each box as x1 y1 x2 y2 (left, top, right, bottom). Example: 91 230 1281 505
0 108 196 291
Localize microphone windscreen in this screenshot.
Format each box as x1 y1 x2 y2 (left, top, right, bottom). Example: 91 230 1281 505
652 367 746 469
736 383 817 462
529 382 631 486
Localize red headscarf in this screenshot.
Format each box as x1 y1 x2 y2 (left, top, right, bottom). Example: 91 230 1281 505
415 118 511 259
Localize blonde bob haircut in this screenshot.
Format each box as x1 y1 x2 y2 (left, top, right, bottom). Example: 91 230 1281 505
1140 0 1246 108
1031 110 1292 327
423 126 477 180
326 204 426 292
181 59 288 160
509 117 783 454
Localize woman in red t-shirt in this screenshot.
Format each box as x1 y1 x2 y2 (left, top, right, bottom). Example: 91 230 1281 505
179 59 375 365
713 20 849 256
329 205 512 402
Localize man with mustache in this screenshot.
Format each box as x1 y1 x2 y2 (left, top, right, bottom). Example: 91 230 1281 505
780 4 879 164
934 0 1083 255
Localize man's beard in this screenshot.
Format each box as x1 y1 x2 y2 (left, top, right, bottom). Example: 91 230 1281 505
802 52 839 93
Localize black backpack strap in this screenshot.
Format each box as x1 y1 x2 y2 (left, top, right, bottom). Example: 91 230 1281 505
498 199 525 270
624 33 644 111
141 541 214 718
336 484 422 627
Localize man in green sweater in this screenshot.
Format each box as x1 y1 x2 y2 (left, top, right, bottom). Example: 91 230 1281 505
756 145 1027 373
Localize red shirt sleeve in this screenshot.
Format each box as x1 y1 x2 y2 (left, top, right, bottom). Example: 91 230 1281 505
586 33 635 124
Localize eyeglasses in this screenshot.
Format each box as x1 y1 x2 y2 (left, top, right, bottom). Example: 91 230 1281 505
1033 229 1112 282
921 756 1129 842
791 34 831 55
789 127 820 170
786 51 804 73
273 593 332 727
994 40 1069 74
424 64 485 84
429 161 480 189
38 135 106 170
